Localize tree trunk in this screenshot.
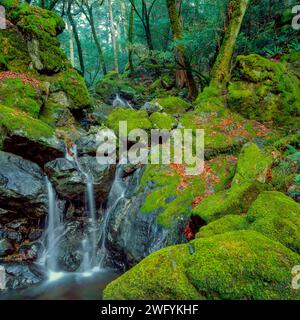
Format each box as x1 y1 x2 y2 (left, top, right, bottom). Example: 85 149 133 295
166 0 198 100
128 0 134 74
210 0 250 88
66 19 75 67
108 0 119 73
67 12 85 76
88 6 107 75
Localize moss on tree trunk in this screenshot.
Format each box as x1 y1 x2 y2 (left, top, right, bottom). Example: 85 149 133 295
211 0 250 88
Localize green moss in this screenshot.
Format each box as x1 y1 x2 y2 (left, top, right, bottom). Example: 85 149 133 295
196 215 247 238
228 54 300 127
247 191 300 254
192 143 272 223
149 112 176 129
232 143 272 185
104 230 300 300
0 104 54 139
0 78 42 116
2 2 68 73
106 108 152 133
0 28 32 73
39 100 74 128
47 69 91 109
151 96 191 114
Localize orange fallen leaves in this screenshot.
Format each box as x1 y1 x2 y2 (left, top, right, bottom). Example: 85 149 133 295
0 71 40 88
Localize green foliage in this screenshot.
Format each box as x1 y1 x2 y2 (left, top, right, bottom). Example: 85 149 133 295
104 230 300 300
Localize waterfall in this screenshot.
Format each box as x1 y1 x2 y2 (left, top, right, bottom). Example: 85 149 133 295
45 177 62 273
66 144 98 272
112 93 133 109
98 165 126 268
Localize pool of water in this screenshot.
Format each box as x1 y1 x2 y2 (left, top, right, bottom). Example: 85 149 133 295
0 269 119 300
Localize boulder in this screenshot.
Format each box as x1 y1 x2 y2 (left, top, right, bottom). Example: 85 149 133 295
0 239 14 257
192 143 272 223
103 231 300 300
44 156 115 204
228 54 300 127
0 151 47 217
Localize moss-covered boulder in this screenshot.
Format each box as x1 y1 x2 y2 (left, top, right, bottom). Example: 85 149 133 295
149 112 176 129
0 104 63 165
247 191 300 254
0 74 45 117
3 1 67 73
228 54 300 127
192 143 272 223
141 155 237 228
196 215 247 238
103 230 300 300
106 108 152 133
151 96 191 114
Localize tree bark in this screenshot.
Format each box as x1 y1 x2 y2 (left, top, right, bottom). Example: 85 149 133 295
128 0 134 74
166 0 198 100
86 5 107 75
67 10 85 76
210 0 250 88
108 0 119 73
66 19 75 67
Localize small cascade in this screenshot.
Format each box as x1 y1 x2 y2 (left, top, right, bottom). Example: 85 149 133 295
81 238 91 274
66 144 98 271
98 165 126 268
45 177 62 273
112 93 133 109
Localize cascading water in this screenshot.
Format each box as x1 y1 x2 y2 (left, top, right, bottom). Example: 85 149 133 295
112 93 133 109
98 165 126 268
44 177 63 276
66 144 98 271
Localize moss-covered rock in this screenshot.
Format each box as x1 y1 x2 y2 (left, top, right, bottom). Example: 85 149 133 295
192 143 272 223
141 155 237 228
3 2 67 73
151 96 191 114
47 69 91 109
0 104 54 140
196 215 247 238
247 191 300 254
149 112 176 129
103 230 300 300
106 108 152 133
228 54 300 127
0 76 44 117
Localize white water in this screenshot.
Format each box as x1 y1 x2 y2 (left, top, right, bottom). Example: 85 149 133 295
66 145 98 271
98 165 126 268
45 177 62 272
113 93 133 109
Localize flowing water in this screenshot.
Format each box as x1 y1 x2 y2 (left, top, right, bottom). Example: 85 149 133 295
44 177 62 273
98 165 126 267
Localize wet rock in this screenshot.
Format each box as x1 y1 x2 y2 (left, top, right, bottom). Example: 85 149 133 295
18 242 42 261
28 229 43 242
105 167 185 270
2 262 45 290
0 239 14 257
141 101 163 114
0 151 47 218
45 156 115 204
56 221 85 272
